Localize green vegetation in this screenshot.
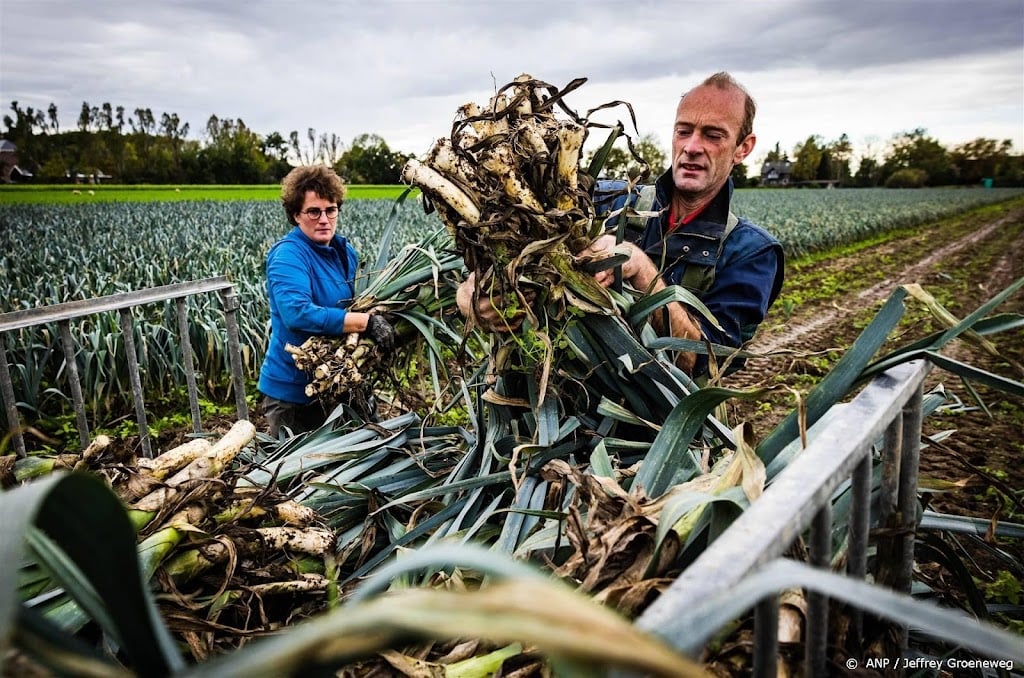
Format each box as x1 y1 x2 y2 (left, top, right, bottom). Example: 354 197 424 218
763 196 1024 332
3 222 1021 676
758 129 1023 188
1 189 1022 434
6 100 1023 189
733 187 1024 256
0 183 415 204
2 180 1023 676
3 101 414 185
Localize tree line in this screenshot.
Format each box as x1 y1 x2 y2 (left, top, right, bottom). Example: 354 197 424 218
3 100 1022 188
756 130 1022 188
2 101 411 185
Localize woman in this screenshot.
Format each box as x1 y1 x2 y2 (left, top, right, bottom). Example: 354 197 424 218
257 165 395 437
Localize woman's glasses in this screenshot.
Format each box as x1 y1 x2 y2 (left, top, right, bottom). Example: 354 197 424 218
301 206 340 220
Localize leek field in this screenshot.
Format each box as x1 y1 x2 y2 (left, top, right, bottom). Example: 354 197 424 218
3 182 1024 675
0 186 1022 428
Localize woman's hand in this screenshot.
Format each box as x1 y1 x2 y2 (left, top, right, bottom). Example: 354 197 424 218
365 314 396 351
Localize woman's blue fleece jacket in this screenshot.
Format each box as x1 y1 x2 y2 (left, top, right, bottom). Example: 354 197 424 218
257 227 359 404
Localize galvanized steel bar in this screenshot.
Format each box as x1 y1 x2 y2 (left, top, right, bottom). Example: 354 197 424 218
0 277 241 457
175 297 203 434
219 288 249 422
0 333 26 457
848 451 872 646
877 415 903 529
57 320 90 449
118 308 152 458
0 277 235 333
806 503 832 676
752 597 779 678
632 360 932 658
895 386 924 652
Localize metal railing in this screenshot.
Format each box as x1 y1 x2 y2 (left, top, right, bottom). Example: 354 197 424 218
634 359 933 673
617 358 1024 674
0 277 248 458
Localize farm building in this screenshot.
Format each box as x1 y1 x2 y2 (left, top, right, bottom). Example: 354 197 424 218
760 159 793 186
65 170 113 184
0 139 33 183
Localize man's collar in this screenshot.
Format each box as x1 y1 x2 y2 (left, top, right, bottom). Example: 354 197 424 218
655 172 734 227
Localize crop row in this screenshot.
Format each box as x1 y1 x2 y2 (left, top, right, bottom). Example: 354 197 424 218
0 187 1021 430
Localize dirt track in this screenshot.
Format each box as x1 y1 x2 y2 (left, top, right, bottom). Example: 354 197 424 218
751 212 1017 356
725 201 1024 528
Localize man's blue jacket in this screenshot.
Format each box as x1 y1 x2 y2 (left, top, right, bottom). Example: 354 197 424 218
257 227 359 404
595 171 784 376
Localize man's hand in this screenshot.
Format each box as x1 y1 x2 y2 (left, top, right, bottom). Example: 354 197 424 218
583 235 661 291
583 235 701 373
456 274 535 333
365 314 396 352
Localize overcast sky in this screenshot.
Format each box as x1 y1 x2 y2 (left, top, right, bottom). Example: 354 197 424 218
2 0 1022 171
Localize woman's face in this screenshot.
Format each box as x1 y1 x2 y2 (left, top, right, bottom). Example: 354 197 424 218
296 190 340 245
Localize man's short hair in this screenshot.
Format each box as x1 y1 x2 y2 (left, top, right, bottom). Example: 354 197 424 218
683 72 756 144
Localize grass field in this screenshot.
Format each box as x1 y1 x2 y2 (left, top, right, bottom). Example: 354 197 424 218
0 184 417 204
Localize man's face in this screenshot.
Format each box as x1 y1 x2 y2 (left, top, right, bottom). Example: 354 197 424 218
671 84 756 202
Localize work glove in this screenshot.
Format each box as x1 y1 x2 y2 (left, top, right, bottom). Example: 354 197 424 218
365 314 396 352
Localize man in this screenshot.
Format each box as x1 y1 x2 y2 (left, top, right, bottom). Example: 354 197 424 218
459 71 783 378
587 71 784 376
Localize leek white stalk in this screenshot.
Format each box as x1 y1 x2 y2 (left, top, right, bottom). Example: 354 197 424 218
481 143 545 213
133 420 256 512
137 438 212 480
401 158 481 227
555 122 587 210
255 526 336 556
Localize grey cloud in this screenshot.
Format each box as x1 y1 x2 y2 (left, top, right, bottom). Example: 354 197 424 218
1 0 1020 154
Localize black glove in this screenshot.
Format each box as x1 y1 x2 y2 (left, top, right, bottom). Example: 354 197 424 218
366 314 396 352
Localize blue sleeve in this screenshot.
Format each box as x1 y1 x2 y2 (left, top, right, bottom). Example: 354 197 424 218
267 243 349 335
690 231 784 375
594 179 632 221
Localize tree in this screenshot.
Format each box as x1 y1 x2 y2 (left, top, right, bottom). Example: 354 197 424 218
828 134 852 184
881 128 952 186
884 168 927 188
288 128 347 167
261 132 293 180
731 161 750 188
336 134 408 184
131 108 156 136
289 128 317 166
588 146 631 180
815 151 833 181
950 137 1014 185
77 102 92 133
47 103 59 134
200 115 270 183
4 101 46 171
584 132 666 181
99 103 113 131
632 133 667 179
156 112 190 180
851 156 881 188
262 132 289 161
762 142 786 164
791 135 825 183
